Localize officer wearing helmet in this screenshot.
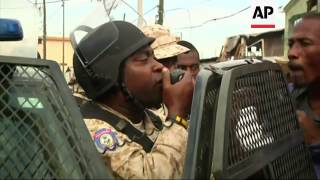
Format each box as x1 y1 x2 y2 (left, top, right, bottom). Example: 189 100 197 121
72 21 194 179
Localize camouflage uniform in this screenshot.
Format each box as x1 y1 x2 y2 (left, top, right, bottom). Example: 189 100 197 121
149 104 168 121
84 103 187 179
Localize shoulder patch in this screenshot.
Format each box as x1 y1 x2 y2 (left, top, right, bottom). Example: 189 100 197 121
93 128 119 153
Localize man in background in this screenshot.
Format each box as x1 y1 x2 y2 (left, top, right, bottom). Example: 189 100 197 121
177 40 201 78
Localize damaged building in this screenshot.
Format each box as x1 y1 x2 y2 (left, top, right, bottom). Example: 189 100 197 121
219 29 284 62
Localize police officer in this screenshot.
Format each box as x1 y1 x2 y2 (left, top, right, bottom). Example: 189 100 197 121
72 21 194 179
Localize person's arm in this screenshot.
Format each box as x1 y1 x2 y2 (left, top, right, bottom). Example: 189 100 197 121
114 123 187 179
298 111 320 177
84 118 188 179
297 110 320 144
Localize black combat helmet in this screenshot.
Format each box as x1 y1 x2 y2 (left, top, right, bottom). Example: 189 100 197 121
72 21 155 100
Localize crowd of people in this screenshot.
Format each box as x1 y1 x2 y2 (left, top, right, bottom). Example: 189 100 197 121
71 12 320 179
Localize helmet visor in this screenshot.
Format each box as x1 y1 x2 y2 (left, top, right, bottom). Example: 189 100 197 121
70 2 119 68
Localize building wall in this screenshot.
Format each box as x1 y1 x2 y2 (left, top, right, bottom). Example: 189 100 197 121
264 34 284 57
283 0 310 59
246 30 284 58
38 37 74 73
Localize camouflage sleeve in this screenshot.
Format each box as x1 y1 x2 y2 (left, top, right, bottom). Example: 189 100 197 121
84 118 187 179
115 123 187 179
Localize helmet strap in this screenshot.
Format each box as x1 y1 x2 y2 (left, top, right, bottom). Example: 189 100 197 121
120 82 145 112
118 63 160 123
119 82 163 129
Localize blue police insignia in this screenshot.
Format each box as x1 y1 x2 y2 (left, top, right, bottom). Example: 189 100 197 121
93 128 119 153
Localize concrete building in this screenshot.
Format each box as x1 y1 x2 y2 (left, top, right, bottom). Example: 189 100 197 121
283 0 319 58
219 29 284 62
37 36 74 73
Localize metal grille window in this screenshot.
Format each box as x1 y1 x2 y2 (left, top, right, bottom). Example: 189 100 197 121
228 70 299 166
271 143 315 179
0 56 110 179
183 61 316 179
183 70 221 179
218 63 315 179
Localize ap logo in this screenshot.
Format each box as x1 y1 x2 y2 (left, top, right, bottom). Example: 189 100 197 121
251 0 277 28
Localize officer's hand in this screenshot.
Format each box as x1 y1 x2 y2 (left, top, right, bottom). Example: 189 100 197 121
162 68 194 119
297 110 320 144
